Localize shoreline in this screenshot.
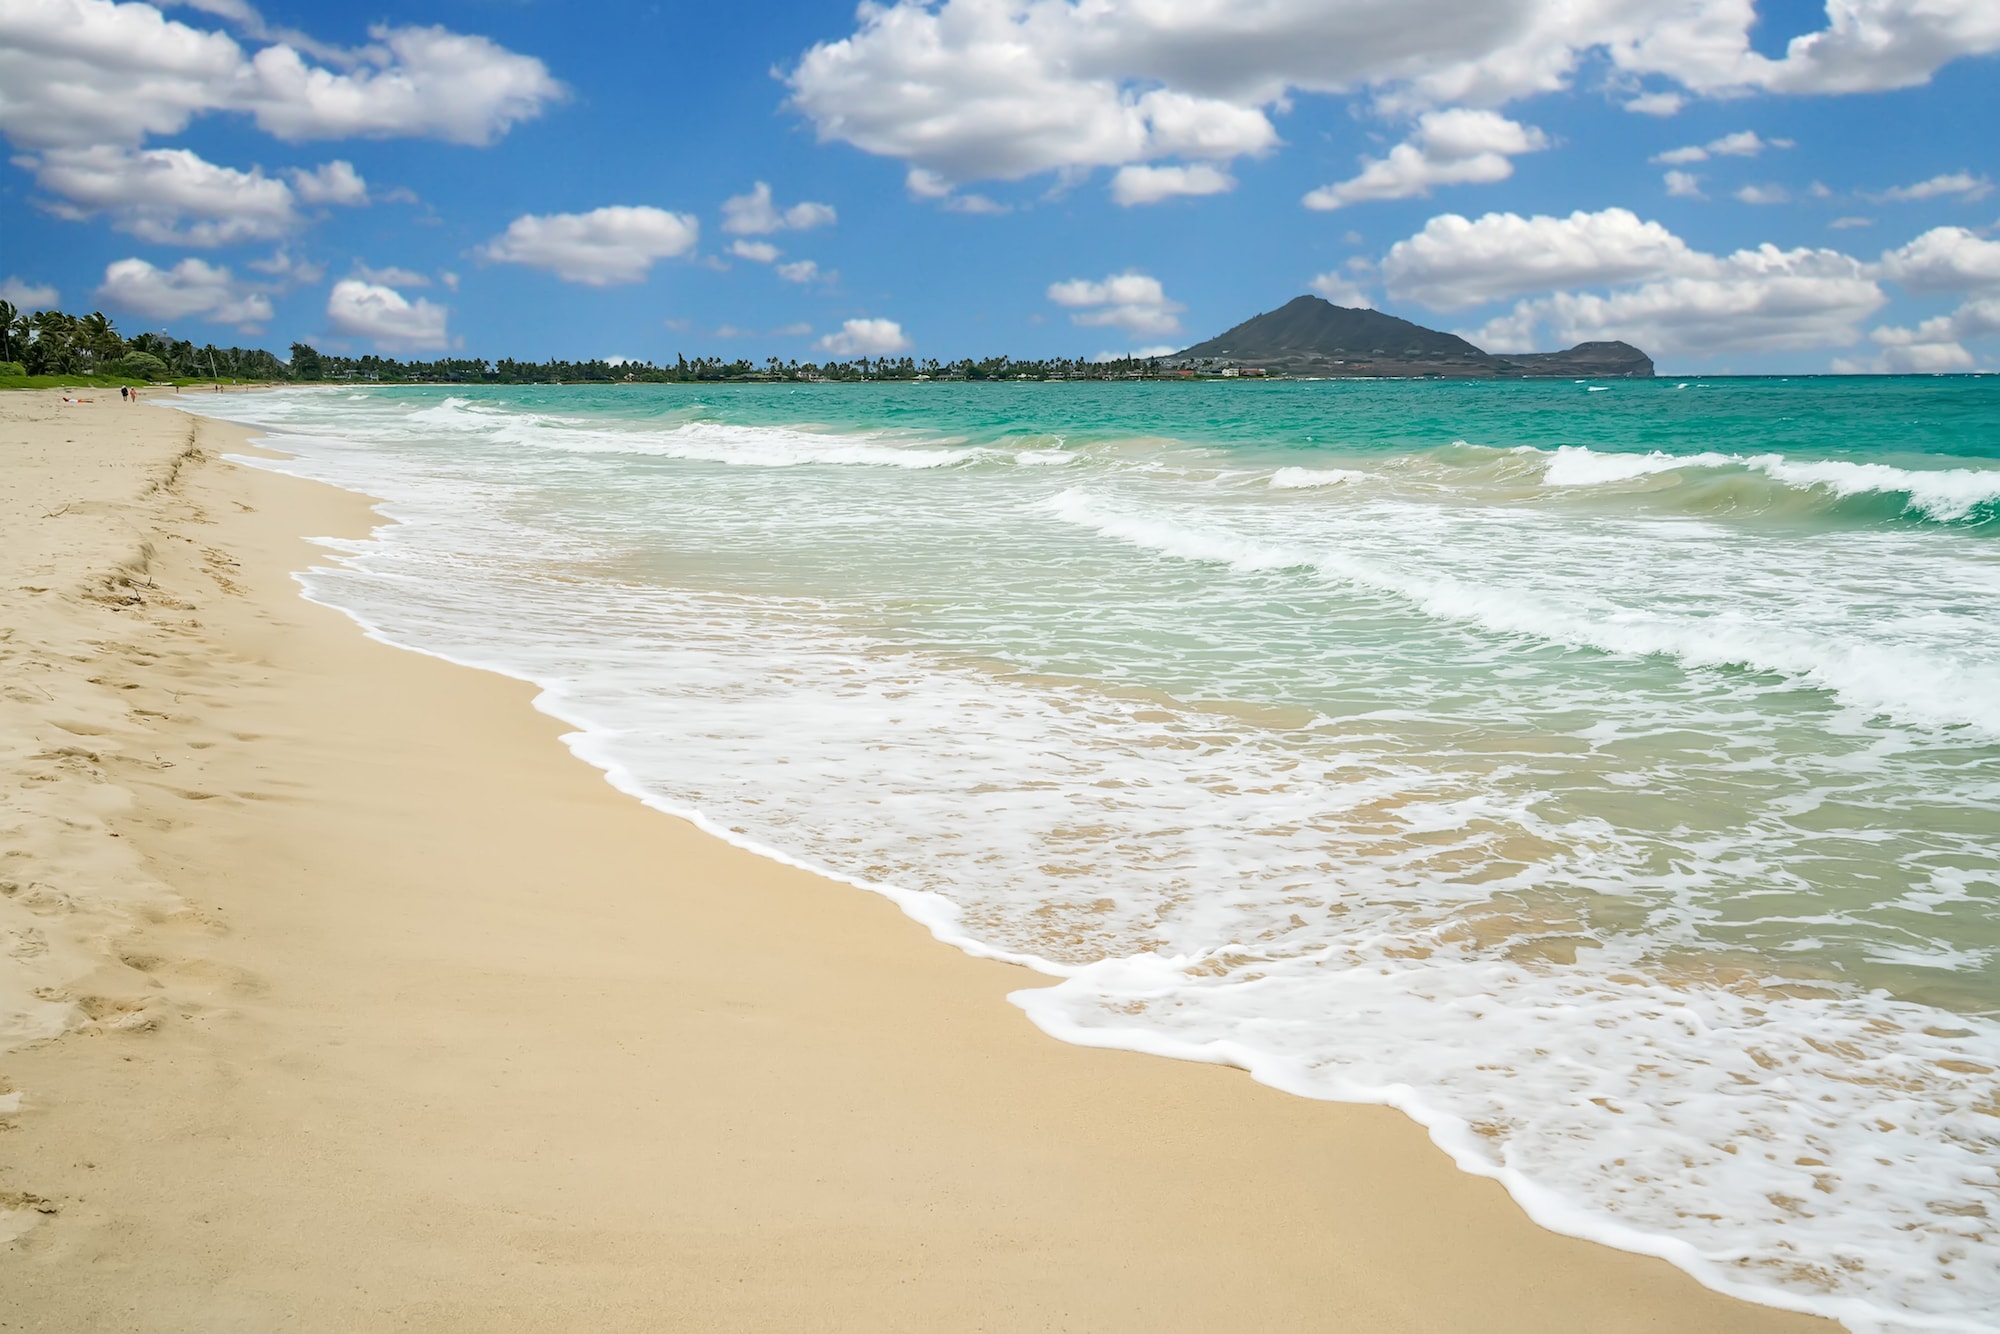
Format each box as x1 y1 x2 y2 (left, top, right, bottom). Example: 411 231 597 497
0 388 1832 1330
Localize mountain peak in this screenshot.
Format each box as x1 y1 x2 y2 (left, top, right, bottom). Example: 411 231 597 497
1172 295 1653 378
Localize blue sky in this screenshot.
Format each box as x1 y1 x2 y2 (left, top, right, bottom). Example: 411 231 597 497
4 0 1997 372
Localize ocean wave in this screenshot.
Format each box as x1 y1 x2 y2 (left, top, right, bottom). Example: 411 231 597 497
1041 487 2000 739
1538 446 2000 521
379 396 974 468
1269 466 1364 489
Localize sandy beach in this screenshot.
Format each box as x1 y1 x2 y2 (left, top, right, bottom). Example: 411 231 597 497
0 388 1833 1331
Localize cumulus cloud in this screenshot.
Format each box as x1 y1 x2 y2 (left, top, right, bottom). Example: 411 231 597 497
775 259 826 284
1470 244 1885 357
1838 297 2000 371
1624 91 1686 116
480 206 700 286
1382 207 1696 309
1308 271 1376 308
1877 226 2000 293
351 262 428 287
1047 271 1185 336
1752 1 2000 95
244 247 324 288
21 144 297 245
729 239 781 263
1734 183 1790 205
783 0 2000 191
96 256 271 326
816 317 910 355
1651 129 1790 165
0 276 59 308
1303 110 1546 211
902 167 1011 213
1664 169 1704 197
0 0 562 150
1110 162 1235 206
721 181 838 235
288 158 366 205
1865 171 1994 204
325 277 448 350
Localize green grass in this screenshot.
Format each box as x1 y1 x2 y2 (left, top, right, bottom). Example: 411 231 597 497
0 373 150 390
0 374 272 390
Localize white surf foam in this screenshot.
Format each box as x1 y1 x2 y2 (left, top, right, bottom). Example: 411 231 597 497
1537 446 2000 521
1269 466 1364 489
1040 487 2000 740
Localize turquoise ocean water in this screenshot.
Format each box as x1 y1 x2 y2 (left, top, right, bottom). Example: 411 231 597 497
189 378 1999 1329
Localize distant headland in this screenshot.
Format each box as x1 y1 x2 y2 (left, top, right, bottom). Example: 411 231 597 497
1169 296 1654 379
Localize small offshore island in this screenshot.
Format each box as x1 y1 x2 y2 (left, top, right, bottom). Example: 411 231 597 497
1171 295 1655 379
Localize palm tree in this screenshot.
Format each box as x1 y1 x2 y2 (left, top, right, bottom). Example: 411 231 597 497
79 311 124 366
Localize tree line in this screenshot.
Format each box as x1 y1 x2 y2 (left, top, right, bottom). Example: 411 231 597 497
0 301 289 381
1 302 1178 385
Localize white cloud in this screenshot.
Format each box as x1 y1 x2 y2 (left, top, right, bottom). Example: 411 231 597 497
1624 91 1686 116
1734 183 1790 205
1473 244 1885 357
786 2 1279 183
1303 110 1546 211
905 168 954 199
775 259 825 284
351 262 429 287
0 1 562 150
942 191 1009 214
1828 216 1874 229
816 317 910 356
1650 129 1790 165
288 158 366 205
1753 1 2000 96
1088 345 1179 362
1865 171 1995 204
904 167 1011 213
1840 298 2000 371
772 321 814 337
1308 271 1375 308
245 246 323 286
1109 162 1235 206
1379 205 1888 358
1664 169 1704 197
96 256 271 326
783 0 2000 189
325 277 448 350
721 181 837 234
1382 207 1696 309
1047 271 1185 336
729 239 781 263
21 144 297 245
0 277 59 309
237 24 562 145
480 206 700 286
1877 226 2000 293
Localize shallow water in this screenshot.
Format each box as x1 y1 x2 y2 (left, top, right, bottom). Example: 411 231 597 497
188 378 2000 1330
